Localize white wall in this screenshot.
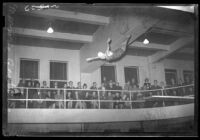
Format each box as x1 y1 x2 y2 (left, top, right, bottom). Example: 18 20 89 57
149 59 194 85
82 55 149 88
9 45 80 87
81 56 194 88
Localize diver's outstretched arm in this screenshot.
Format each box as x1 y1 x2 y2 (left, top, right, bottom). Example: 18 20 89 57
86 57 102 62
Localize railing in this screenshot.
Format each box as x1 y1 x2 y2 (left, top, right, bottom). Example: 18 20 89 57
7 84 194 109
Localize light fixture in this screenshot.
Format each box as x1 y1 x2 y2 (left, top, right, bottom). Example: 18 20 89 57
143 29 150 45
47 22 54 33
143 38 149 44
47 27 54 33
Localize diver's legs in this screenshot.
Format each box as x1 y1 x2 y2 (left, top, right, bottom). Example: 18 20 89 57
121 35 132 51
86 56 103 62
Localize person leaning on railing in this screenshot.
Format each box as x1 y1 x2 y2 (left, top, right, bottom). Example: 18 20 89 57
151 80 161 96
8 88 16 108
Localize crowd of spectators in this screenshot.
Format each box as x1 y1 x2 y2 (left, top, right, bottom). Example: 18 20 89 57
8 76 194 109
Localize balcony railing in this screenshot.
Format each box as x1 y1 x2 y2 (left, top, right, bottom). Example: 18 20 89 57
7 84 194 109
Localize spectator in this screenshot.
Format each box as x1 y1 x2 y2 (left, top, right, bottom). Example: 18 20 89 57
99 82 106 90
81 83 88 108
18 79 26 87
90 82 98 102
142 78 151 97
85 91 92 109
75 82 85 109
41 81 49 102
122 93 131 109
115 82 122 90
45 90 54 108
90 82 98 90
131 84 140 101
26 80 34 107
183 76 193 95
41 81 48 88
67 81 75 106
131 78 139 88
151 80 161 96
107 81 115 96
159 81 167 96
8 88 16 108
102 76 108 89
55 90 64 109
143 78 151 90
99 83 107 109
107 92 113 109
68 81 74 89
177 79 185 96
91 91 98 109
168 78 178 96
113 92 121 109
66 91 73 109
32 82 45 108
124 81 131 91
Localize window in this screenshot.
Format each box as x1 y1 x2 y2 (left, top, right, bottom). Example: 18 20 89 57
165 69 177 86
20 59 39 80
101 65 116 83
124 66 139 84
183 70 194 83
50 61 67 88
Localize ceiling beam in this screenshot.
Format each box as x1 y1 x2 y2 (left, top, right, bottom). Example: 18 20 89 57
178 47 194 54
157 6 195 13
12 27 93 43
150 27 192 37
148 36 194 63
128 41 170 51
27 9 110 26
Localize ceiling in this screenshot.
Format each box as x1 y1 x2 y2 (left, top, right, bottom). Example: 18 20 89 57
9 4 195 60
135 31 180 45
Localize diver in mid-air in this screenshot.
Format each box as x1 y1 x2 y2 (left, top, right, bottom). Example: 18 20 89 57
86 35 132 63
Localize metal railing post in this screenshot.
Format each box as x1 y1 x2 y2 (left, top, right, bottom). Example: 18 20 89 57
64 89 66 109
130 91 132 109
161 88 165 107
26 88 28 108
98 90 100 109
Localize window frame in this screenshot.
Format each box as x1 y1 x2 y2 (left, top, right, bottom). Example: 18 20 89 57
124 66 139 85
19 58 40 81
49 60 68 82
101 64 117 83
164 69 178 86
